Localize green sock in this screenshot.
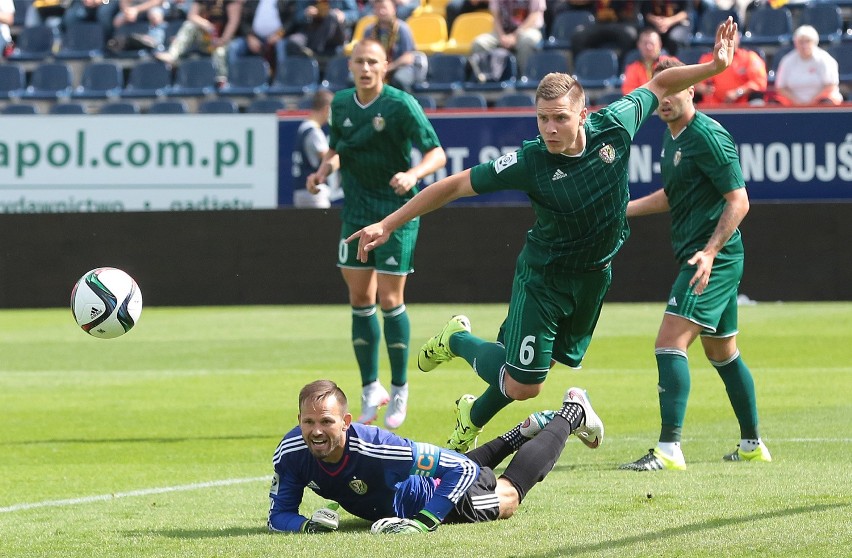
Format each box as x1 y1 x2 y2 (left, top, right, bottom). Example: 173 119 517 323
656 350 691 443
352 306 379 386
713 351 760 440
450 331 506 386
470 385 512 428
383 304 409 387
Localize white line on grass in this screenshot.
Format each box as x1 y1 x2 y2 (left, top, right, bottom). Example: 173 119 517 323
0 476 269 514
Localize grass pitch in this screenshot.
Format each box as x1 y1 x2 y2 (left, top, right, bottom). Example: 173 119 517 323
1 302 850 558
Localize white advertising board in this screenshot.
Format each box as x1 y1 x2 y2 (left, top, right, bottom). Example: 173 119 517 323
0 115 278 212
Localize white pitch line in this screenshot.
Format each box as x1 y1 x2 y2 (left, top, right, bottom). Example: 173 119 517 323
0 476 269 514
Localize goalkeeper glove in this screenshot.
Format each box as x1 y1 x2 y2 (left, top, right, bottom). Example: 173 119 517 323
301 502 340 534
371 511 439 535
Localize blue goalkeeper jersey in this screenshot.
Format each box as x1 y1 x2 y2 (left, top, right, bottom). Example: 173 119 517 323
268 423 479 532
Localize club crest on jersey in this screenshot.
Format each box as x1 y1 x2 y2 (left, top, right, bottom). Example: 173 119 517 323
598 143 616 164
673 149 682 166
373 115 385 132
349 479 368 495
494 152 518 174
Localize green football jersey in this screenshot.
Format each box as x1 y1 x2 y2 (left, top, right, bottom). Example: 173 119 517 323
469 88 658 273
329 85 442 227
661 111 746 262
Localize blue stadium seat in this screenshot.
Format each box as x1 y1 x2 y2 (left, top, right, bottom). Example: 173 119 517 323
50 102 87 114
56 22 106 60
220 56 270 97
674 46 709 66
72 62 123 100
828 44 852 86
122 61 172 99
7 25 56 62
572 48 621 89
594 91 623 106
198 99 238 113
147 100 188 114
767 44 793 85
100 101 140 114
246 98 286 113
545 10 594 51
0 64 26 100
801 2 844 45
690 8 738 47
168 58 217 98
22 62 73 100
741 6 793 48
269 56 320 96
414 93 437 110
2 103 38 114
494 93 534 107
413 53 466 94
444 92 487 109
517 50 569 91
463 53 517 92
319 55 352 91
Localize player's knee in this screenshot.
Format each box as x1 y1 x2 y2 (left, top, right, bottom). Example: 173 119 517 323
504 381 542 401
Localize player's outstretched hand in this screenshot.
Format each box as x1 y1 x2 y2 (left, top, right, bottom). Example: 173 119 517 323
302 502 340 533
346 223 390 263
370 517 430 535
713 16 737 72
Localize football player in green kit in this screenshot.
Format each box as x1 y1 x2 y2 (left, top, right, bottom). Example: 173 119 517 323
619 57 771 471
306 39 447 430
348 19 740 453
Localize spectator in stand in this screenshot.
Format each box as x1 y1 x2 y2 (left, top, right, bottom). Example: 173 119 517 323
287 0 359 61
155 0 243 87
772 24 842 107
112 0 167 51
361 0 420 20
569 0 639 61
694 30 765 106
445 0 490 31
227 0 297 70
0 0 13 57
471 0 546 76
639 0 689 56
621 28 666 94
363 0 423 93
293 89 340 208
62 0 118 38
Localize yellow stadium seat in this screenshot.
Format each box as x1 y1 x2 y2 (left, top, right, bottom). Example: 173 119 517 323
443 11 494 55
412 0 450 18
406 13 448 55
344 15 378 55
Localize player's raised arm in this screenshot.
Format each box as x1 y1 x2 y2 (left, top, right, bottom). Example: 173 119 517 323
346 169 477 262
643 17 737 101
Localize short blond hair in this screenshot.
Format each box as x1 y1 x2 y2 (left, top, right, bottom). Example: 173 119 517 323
535 73 585 109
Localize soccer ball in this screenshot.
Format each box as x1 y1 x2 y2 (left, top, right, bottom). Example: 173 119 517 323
71 267 143 339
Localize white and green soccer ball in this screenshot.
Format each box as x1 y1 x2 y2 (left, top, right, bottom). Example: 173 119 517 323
71 267 143 339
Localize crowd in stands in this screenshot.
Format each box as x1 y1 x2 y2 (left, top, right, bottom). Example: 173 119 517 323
0 0 850 114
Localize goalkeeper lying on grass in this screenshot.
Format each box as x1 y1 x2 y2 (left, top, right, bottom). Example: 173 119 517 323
267 380 603 534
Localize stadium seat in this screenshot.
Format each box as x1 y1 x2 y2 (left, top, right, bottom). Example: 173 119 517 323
319 55 352 91
50 102 87 114
414 93 437 110
198 99 238 113
690 8 738 47
72 62 123 100
494 93 534 107
767 44 793 85
463 52 518 92
100 101 140 114
147 100 188 114
269 56 320 96
56 22 106 60
246 98 286 113
0 64 26 100
296 95 316 109
106 21 153 60
444 11 493 55
572 48 621 89
1 103 38 114
122 61 172 99
828 44 852 86
343 14 377 55
594 91 623 106
517 50 569 91
673 46 708 66
168 58 218 98
741 6 793 48
7 25 56 62
407 12 448 54
413 53 466 94
801 3 844 45
22 62 73 100
444 92 487 109
219 56 270 97
545 10 594 51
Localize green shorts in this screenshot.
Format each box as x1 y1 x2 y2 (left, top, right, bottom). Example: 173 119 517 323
666 255 743 337
338 221 418 275
499 257 612 385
